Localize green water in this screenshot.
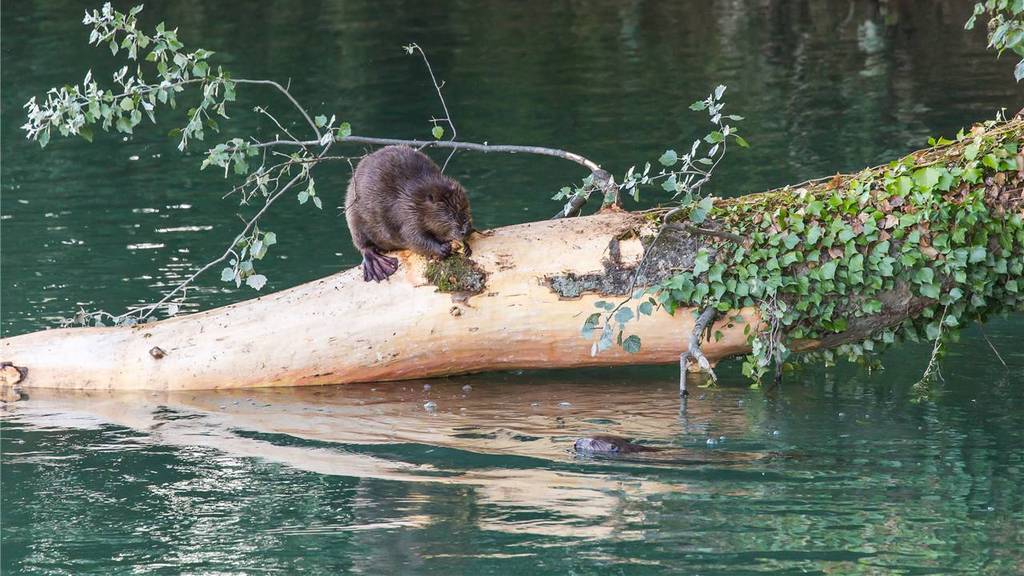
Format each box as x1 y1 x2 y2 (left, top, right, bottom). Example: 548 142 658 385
2 1 1023 574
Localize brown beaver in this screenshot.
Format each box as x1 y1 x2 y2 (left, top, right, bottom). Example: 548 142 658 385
344 145 473 282
573 435 662 455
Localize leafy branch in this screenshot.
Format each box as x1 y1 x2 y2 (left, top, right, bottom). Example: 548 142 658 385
24 3 620 326
582 85 748 362
966 0 1024 82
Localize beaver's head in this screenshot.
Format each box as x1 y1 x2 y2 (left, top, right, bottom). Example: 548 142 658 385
417 175 472 242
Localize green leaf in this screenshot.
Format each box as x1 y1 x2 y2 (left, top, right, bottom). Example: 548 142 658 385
337 122 352 138
263 232 277 246
820 260 838 280
693 250 711 276
733 135 750 148
622 335 641 354
920 283 941 299
964 142 980 161
689 196 714 224
432 125 444 140
315 115 327 128
658 149 678 166
220 267 235 282
638 301 654 316
689 100 707 111
297 191 309 204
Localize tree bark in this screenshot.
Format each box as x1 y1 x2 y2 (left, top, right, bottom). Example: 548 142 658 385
2 120 1021 391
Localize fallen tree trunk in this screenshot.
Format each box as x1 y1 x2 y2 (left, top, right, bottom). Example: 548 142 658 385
3 119 1022 391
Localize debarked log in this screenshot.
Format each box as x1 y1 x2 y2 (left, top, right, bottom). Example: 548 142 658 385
2 119 1022 391
0 212 763 390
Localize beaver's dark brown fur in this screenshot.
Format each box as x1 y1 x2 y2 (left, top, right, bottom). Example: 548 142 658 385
344 146 473 282
573 435 662 455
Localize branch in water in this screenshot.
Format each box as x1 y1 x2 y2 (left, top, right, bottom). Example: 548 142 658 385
679 307 719 397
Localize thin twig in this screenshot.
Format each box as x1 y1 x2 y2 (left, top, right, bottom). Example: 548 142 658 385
407 44 458 171
233 79 321 140
976 321 1008 369
916 304 950 387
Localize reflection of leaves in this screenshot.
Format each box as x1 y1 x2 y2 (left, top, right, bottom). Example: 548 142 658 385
246 274 267 291
581 313 601 339
622 335 641 354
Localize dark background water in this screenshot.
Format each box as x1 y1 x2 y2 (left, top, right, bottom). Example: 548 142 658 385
2 1 1023 574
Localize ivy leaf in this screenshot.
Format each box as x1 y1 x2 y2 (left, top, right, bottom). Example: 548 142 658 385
314 115 327 128
920 283 941 299
220 267 235 282
432 125 444 140
658 149 678 166
693 250 711 276
820 259 838 280
337 122 352 138
638 301 654 316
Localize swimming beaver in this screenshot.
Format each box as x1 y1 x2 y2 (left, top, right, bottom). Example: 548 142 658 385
573 435 662 455
344 146 473 282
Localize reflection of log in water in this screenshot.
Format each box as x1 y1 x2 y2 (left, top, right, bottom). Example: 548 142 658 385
3 375 772 539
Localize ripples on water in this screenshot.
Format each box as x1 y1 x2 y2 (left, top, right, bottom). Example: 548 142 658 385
2 0 1023 574
3 364 1024 574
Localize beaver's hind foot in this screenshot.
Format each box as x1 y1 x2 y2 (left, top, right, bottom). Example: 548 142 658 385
361 250 399 282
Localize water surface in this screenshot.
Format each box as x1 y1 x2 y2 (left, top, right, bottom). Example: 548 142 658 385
2 1 1023 574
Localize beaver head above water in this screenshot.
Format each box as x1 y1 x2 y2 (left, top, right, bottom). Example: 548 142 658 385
344 145 474 282
573 435 662 455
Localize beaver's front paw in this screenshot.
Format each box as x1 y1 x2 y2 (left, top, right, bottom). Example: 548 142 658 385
436 242 453 259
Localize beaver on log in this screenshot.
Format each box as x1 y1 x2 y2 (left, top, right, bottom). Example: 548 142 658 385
344 145 473 282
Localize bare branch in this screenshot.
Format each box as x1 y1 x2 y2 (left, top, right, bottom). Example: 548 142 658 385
240 134 607 175
679 307 719 396
406 43 458 171
233 79 321 140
